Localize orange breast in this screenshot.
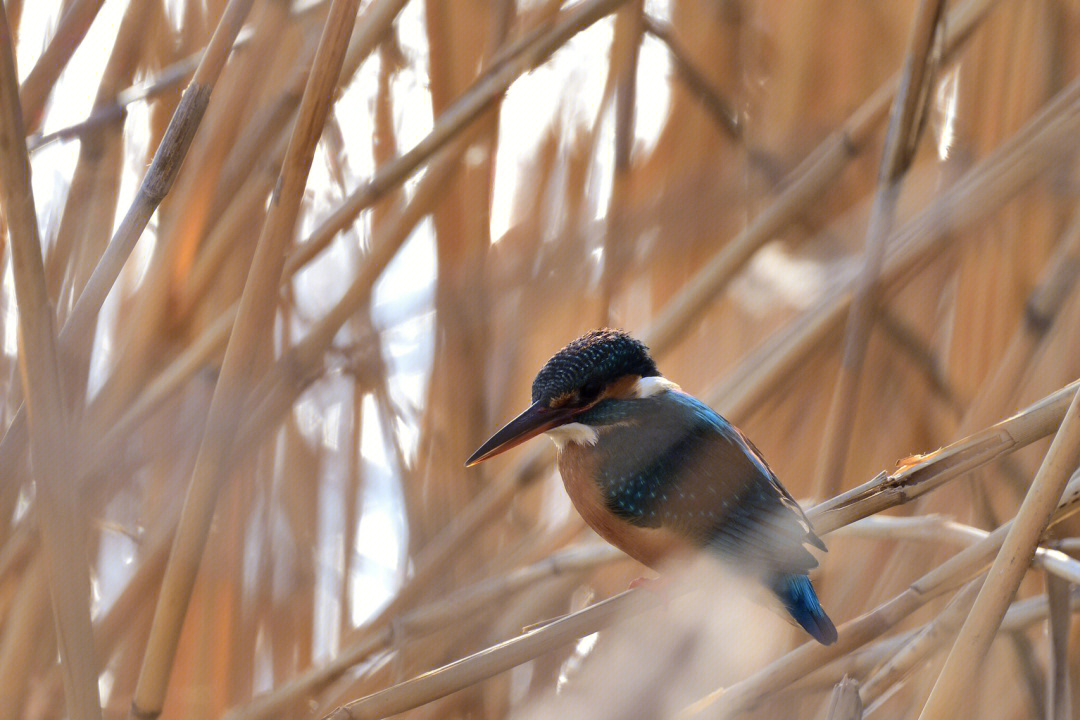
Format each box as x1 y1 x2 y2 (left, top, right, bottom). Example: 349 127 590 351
558 446 691 569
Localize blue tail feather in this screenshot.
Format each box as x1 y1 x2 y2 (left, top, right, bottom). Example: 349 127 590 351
772 574 837 645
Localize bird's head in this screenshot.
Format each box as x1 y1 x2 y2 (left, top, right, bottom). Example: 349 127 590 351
465 329 663 466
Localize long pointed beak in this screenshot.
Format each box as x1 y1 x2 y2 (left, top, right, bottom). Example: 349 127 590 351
465 401 580 466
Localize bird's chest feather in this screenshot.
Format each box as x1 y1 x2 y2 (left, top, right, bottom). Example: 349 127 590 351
557 432 689 568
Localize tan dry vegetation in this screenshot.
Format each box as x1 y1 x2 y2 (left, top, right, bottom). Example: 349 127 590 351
0 0 1079 718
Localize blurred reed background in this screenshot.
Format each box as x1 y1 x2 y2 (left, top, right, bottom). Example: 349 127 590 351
1 0 1080 718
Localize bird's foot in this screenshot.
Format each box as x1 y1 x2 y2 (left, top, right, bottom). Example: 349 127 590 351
629 575 672 609
628 575 669 592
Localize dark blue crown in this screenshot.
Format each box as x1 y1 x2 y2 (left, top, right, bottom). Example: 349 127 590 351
531 329 659 405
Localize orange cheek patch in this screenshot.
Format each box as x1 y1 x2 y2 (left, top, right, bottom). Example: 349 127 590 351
600 374 641 401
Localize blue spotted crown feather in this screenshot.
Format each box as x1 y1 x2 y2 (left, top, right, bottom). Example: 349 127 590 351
531 329 659 405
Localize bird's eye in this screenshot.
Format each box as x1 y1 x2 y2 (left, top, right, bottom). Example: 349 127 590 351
579 380 603 401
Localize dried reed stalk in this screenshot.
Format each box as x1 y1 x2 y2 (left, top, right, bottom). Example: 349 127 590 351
795 587 1080 699
225 544 622 720
642 16 739 139
858 579 982 708
640 0 1002 359
837 516 1080 585
0 0 257 537
918 385 1080 719
0 7 100 718
813 0 945 498
707 471 1080 719
325 589 646 720
710 71 1080 423
1044 572 1072 720
131 1 360 715
811 378 1079 533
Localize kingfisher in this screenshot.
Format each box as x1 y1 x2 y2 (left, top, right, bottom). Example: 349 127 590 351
466 329 836 644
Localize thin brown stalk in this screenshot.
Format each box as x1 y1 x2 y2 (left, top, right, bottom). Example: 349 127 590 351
0 557 50 712
130 1 361 717
795 587 1080 699
0 7 100 719
1045 572 1072 720
858 579 981 707
837 515 1080 585
812 0 945 498
642 16 740 139
324 590 648 720
918 386 1080 720
45 0 154 306
953 205 1080 443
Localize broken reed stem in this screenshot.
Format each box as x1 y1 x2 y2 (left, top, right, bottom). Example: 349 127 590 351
0 0 256 528
0 8 101 720
317 382 1080 720
824 677 863 720
639 0 1001 359
813 0 945 499
130 1 361 717
809 379 1079 533
918 385 1080 720
1045 572 1072 720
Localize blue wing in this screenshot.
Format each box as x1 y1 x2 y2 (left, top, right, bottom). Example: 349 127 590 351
578 391 825 574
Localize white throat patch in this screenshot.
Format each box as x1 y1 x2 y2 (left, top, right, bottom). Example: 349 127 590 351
545 422 599 450
632 376 681 398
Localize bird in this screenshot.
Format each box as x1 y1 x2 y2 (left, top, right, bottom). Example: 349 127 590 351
465 328 837 645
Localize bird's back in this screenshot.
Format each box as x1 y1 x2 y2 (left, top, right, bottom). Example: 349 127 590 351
559 390 823 578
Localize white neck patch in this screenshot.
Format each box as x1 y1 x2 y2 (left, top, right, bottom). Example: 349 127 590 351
545 422 599 450
632 376 681 398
